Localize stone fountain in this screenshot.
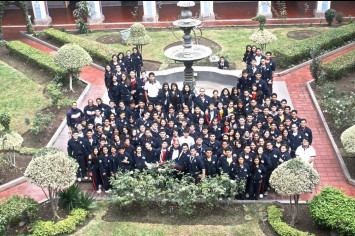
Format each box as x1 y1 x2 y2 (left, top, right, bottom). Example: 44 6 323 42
164 1 212 90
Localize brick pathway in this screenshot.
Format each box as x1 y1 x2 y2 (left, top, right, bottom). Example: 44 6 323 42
1 37 355 202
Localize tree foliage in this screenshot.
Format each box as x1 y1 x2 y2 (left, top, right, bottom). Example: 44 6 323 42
325 9 336 26
252 15 267 30
54 44 92 91
249 29 277 52
24 148 78 220
270 158 320 226
126 23 152 53
341 125 355 156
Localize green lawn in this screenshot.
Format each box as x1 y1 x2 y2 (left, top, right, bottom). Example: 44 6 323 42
0 61 50 134
73 201 268 236
78 26 331 69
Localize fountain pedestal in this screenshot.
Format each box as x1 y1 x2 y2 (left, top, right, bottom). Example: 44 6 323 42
163 1 212 91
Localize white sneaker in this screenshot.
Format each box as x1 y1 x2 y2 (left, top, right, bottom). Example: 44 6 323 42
77 177 82 182
96 189 102 193
246 193 249 198
264 191 268 196
84 176 88 180
105 189 112 193
218 197 223 201
227 197 232 201
259 194 264 199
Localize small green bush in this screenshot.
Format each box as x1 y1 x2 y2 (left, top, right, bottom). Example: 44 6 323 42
32 208 88 236
0 215 7 236
5 41 67 78
335 12 344 24
274 23 355 68
43 28 117 65
45 82 62 105
323 49 355 80
309 186 355 235
267 206 314 236
0 112 11 131
341 125 355 156
77 192 95 210
25 110 54 135
0 195 38 228
325 9 336 26
59 184 81 211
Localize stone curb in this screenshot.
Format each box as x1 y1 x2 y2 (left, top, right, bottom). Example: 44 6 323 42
0 177 26 192
276 42 355 76
306 80 355 186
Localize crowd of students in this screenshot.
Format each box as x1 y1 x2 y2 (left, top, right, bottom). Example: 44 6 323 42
66 46 315 199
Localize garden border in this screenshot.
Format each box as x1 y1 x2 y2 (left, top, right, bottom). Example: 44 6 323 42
276 41 355 76
306 80 355 186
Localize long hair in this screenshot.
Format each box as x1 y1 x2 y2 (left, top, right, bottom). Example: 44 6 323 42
91 146 99 164
121 73 131 87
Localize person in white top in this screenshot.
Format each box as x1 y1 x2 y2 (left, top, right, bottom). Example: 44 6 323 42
178 128 195 148
144 72 161 105
295 138 316 168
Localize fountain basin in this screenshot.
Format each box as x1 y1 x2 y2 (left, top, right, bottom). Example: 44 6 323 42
164 45 212 62
173 19 201 28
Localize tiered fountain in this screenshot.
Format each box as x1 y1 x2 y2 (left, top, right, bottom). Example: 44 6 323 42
164 1 212 90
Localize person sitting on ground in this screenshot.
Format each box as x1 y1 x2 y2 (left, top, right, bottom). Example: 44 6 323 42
218 56 229 70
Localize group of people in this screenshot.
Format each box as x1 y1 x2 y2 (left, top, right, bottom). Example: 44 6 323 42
66 47 316 200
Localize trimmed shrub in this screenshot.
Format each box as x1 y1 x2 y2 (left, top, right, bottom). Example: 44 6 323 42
0 195 38 228
323 49 355 80
32 208 89 236
43 28 116 65
309 186 355 235
274 23 355 68
341 125 355 156
267 206 314 236
5 41 67 77
325 9 336 26
335 12 344 24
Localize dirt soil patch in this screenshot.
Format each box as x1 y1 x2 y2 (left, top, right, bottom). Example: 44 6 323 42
311 74 355 179
164 37 222 52
96 35 121 44
0 151 31 185
282 204 330 235
0 45 86 149
287 30 321 40
142 59 162 71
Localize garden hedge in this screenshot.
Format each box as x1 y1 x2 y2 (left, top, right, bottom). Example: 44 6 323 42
32 208 88 236
323 49 355 80
309 186 355 235
43 28 116 65
274 23 355 68
267 206 314 236
5 41 67 77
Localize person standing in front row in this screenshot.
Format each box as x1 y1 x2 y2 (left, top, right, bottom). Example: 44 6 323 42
67 130 87 182
132 47 143 78
295 138 316 168
145 72 161 106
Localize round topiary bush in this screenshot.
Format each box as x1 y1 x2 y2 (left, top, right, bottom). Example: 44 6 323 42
340 125 355 156
325 9 336 26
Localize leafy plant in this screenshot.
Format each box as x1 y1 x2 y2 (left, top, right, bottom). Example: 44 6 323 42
325 9 336 26
309 47 323 82
335 12 344 24
0 112 11 131
73 1 92 34
25 110 54 135
0 131 24 167
0 195 38 230
45 82 62 106
131 6 139 19
349 15 354 24
59 184 81 211
249 29 277 52
54 44 92 91
24 149 79 220
271 1 287 24
309 186 355 235
32 208 89 236
340 125 355 156
77 192 94 210
126 23 152 53
268 206 314 236
323 48 355 80
252 15 267 30
270 158 320 226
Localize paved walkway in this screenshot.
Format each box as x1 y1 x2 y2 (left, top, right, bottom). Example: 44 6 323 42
0 37 355 202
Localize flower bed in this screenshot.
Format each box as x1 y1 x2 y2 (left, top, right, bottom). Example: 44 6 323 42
323 48 355 80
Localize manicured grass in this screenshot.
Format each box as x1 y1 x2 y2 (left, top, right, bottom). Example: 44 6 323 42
78 26 331 69
0 61 50 134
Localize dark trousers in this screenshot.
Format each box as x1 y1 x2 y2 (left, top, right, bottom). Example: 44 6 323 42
136 66 141 79
148 96 158 105
75 155 87 178
100 170 111 191
249 180 262 200
91 168 102 191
